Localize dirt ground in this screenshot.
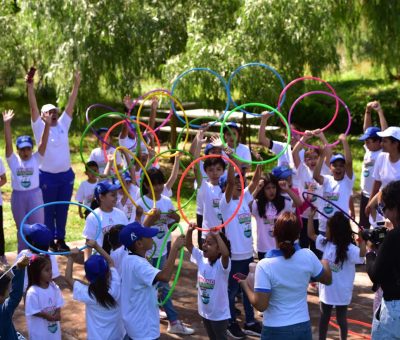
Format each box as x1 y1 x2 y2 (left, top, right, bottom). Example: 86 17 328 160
7 233 374 340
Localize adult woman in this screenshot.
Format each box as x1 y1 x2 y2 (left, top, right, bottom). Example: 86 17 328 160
366 180 400 339
27 70 81 252
239 212 332 339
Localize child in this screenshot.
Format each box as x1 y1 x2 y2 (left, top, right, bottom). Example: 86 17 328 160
76 161 99 219
3 109 50 252
313 134 355 234
105 224 126 275
83 180 129 260
65 241 125 339
307 211 366 340
186 223 231 340
0 255 29 339
119 222 186 339
25 254 64 339
0 156 6 264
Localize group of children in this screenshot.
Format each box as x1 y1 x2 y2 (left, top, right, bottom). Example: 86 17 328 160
0 97 399 340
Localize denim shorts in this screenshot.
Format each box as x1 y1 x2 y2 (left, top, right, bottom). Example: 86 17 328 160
372 298 400 339
261 320 312 340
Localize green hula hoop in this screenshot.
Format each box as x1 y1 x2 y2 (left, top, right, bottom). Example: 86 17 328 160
219 103 291 165
147 240 157 260
155 223 185 306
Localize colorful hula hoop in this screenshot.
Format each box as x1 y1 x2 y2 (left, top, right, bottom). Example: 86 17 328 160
155 223 185 306
277 76 340 135
170 68 230 128
177 154 244 232
20 201 102 256
329 317 371 339
220 103 291 165
228 62 286 116
288 91 351 149
113 146 156 216
136 91 190 158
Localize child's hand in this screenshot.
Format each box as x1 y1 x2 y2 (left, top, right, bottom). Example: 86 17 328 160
224 147 234 158
86 239 97 249
123 95 133 110
278 180 289 192
338 133 347 142
16 255 30 269
261 111 274 120
257 179 265 190
2 109 14 124
148 208 161 221
366 101 381 112
187 222 197 232
251 150 262 161
210 135 224 148
136 205 144 219
69 247 81 262
302 130 313 140
308 207 317 219
107 154 114 163
172 235 186 251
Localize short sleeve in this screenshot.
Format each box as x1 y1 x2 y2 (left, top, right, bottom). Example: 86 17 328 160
0 157 5 176
108 268 121 300
254 261 271 293
73 281 92 304
372 154 383 181
271 140 283 153
6 153 18 169
31 118 44 143
25 288 42 316
244 187 253 205
219 194 228 212
54 284 64 308
88 150 96 162
309 251 324 280
82 213 98 240
50 255 60 279
315 234 327 252
58 111 72 131
190 247 203 265
347 244 364 264
135 260 160 287
217 256 231 273
162 186 173 198
75 183 85 202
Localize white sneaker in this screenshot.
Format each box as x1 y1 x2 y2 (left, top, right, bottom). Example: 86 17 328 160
159 309 167 320
167 320 195 335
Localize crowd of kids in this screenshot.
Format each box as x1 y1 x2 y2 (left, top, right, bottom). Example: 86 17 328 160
0 69 399 340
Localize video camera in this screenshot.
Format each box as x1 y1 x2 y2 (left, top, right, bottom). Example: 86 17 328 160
361 225 387 247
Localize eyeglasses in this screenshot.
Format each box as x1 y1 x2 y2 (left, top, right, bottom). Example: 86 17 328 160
377 202 387 216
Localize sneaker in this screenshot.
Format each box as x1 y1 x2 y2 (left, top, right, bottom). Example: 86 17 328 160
159 309 167 320
167 320 194 335
244 321 262 336
49 241 58 252
227 322 246 339
56 239 70 252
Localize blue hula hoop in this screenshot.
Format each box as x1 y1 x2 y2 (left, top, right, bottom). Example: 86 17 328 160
20 201 102 256
227 62 286 117
170 67 230 128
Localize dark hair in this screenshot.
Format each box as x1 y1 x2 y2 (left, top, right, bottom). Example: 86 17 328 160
388 137 400 152
381 180 400 217
367 137 382 143
304 148 320 158
27 254 51 289
142 167 166 195
85 161 99 171
207 232 231 266
105 224 124 251
0 265 12 297
203 158 226 172
256 173 285 218
326 212 353 266
273 212 301 259
88 272 117 309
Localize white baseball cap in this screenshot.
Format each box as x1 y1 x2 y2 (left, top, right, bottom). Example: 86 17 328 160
377 126 400 141
41 104 59 114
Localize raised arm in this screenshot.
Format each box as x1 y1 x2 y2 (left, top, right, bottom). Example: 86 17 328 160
224 149 236 203
279 181 303 208
307 209 318 241
37 112 52 156
26 75 40 123
292 131 313 169
214 232 230 269
65 248 81 289
156 235 185 282
165 152 181 191
247 160 263 195
65 71 81 117
339 134 353 178
185 222 196 254
364 101 388 131
258 111 273 148
86 240 114 267
2 110 15 158
313 147 327 185
193 128 207 186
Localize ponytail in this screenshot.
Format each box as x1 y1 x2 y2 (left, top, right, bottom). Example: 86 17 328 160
273 212 301 260
277 240 296 259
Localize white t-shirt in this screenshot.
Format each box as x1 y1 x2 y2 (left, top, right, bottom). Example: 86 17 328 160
120 254 160 340
372 152 400 190
254 245 323 327
199 181 223 238
0 157 6 205
110 246 127 276
73 267 124 340
83 208 128 247
17 249 60 292
7 152 42 191
119 136 136 150
361 147 382 196
251 199 292 253
190 247 231 321
219 190 253 260
75 180 97 207
137 195 175 258
25 282 64 339
116 184 140 223
233 143 252 168
31 111 72 173
316 235 363 305
88 147 122 174
319 174 355 232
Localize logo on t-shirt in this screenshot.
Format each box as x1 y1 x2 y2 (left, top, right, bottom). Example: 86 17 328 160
199 275 215 305
323 192 339 215
329 260 342 273
212 199 220 208
21 177 31 188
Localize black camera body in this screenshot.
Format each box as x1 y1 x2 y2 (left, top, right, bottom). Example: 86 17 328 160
361 226 387 247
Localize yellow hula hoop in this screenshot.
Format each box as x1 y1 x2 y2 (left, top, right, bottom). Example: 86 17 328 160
113 146 156 216
136 90 190 157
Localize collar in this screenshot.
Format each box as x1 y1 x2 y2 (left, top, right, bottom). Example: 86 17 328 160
266 242 301 258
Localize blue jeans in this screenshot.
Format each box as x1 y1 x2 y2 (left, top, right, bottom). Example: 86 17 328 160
261 320 312 340
372 298 400 339
39 168 75 240
151 255 178 322
228 257 255 324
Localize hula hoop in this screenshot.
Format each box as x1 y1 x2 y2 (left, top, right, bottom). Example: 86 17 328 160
136 91 190 157
288 91 352 149
329 317 371 339
220 103 291 165
277 76 339 135
113 146 156 216
228 62 286 116
155 223 184 306
170 68 230 128
301 191 363 231
20 201 102 256
177 154 244 232
147 240 157 260
139 148 198 214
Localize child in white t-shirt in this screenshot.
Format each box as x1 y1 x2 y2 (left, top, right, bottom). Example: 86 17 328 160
307 210 366 340
76 161 98 219
186 223 231 340
0 156 6 264
104 224 126 276
25 254 64 340
65 240 125 340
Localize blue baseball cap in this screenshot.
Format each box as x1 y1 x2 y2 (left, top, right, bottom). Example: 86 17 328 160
122 171 132 182
223 121 240 132
272 165 293 179
119 222 158 249
96 127 109 135
205 143 221 155
94 180 121 200
84 255 109 283
359 127 381 141
330 153 346 164
16 136 33 149
23 223 53 247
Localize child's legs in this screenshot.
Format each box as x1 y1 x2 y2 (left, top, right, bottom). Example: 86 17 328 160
359 193 371 229
151 255 178 322
202 318 228 340
335 305 348 340
308 219 322 259
0 205 4 256
299 218 310 248
319 302 333 340
11 190 29 252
